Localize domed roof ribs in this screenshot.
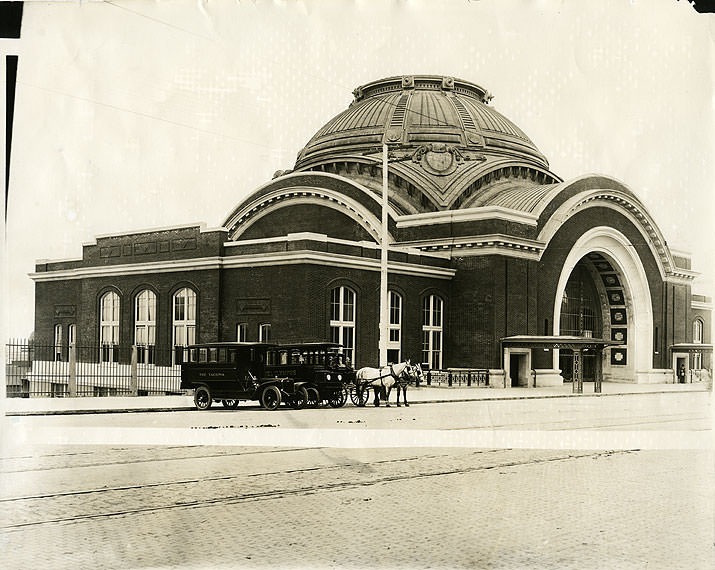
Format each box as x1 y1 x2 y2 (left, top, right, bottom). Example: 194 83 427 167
294 75 554 213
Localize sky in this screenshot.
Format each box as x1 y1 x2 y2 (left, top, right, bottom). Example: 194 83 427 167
2 0 713 338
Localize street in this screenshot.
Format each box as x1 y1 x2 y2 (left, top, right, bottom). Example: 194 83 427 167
1 392 713 569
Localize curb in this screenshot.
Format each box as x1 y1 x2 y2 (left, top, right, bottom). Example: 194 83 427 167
4 388 709 416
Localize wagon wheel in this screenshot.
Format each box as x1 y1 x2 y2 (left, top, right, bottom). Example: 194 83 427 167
356 385 371 407
194 386 212 410
348 386 358 406
349 385 363 406
328 387 348 408
261 385 282 410
306 387 321 408
221 399 239 409
291 386 308 410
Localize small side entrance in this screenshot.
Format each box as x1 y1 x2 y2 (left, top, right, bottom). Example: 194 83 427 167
674 354 688 384
505 349 531 387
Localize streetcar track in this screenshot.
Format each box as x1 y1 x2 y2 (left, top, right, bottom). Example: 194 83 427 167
443 413 710 431
0 446 313 474
0 450 501 503
567 416 712 430
1 450 632 530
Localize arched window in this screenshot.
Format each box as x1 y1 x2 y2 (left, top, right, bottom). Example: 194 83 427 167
99 291 120 363
387 291 402 363
330 286 356 365
422 295 443 370
172 287 196 363
135 290 156 364
237 323 248 342
693 318 704 344
693 318 704 369
259 323 271 343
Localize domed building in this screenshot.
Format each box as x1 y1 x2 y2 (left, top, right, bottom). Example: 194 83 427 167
32 75 711 388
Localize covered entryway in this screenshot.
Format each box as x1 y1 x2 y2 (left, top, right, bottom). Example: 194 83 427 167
670 344 713 383
503 336 618 393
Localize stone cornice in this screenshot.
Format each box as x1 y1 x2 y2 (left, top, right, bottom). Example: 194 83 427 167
395 206 538 228
30 251 455 282
396 234 545 260
692 300 712 311
224 232 451 260
81 223 226 247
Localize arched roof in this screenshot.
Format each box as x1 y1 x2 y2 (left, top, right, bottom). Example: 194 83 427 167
222 171 402 242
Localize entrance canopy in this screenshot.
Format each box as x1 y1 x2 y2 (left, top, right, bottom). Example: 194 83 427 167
669 343 713 353
502 335 621 350
501 335 620 394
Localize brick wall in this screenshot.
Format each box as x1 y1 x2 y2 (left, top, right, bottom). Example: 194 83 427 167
238 203 375 243
219 263 448 369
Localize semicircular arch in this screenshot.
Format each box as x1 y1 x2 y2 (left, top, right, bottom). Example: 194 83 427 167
223 171 401 242
537 175 676 280
552 226 654 380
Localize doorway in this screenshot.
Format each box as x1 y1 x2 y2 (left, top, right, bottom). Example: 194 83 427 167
509 354 527 387
674 355 688 384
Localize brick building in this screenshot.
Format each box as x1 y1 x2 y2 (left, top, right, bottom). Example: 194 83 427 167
31 75 712 386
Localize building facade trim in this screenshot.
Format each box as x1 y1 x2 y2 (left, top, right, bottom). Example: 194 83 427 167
538 183 678 281
395 206 538 228
30 252 456 282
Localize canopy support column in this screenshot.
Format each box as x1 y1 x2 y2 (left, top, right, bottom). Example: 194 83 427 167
595 347 603 393
572 348 583 394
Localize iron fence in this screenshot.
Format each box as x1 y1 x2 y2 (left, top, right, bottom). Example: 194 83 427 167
424 368 489 387
5 339 184 398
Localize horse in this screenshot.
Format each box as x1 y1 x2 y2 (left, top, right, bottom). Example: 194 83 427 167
355 361 412 407
386 362 425 407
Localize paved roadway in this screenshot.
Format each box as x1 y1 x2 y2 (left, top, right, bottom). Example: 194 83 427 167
1 392 713 569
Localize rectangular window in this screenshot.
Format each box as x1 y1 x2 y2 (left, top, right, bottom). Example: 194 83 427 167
54 324 62 362
331 288 341 321
237 323 248 342
174 326 185 347
68 324 76 346
175 297 185 321
422 295 443 369
387 291 402 361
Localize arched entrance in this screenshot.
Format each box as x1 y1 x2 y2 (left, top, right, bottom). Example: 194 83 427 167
558 262 603 382
553 227 654 383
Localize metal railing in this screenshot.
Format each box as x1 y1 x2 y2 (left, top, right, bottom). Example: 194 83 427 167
5 340 184 398
424 368 489 387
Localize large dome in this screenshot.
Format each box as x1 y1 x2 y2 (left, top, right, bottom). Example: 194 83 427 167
295 75 549 170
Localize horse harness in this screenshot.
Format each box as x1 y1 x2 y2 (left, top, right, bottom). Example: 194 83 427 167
372 364 404 388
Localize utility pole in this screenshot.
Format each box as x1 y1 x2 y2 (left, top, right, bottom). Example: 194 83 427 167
379 143 389 366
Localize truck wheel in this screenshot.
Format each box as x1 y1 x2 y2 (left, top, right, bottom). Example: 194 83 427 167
261 385 281 410
306 387 320 408
194 386 212 410
221 399 239 409
291 386 308 410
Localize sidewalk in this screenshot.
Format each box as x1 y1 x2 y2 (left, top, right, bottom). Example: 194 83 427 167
3 381 710 416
